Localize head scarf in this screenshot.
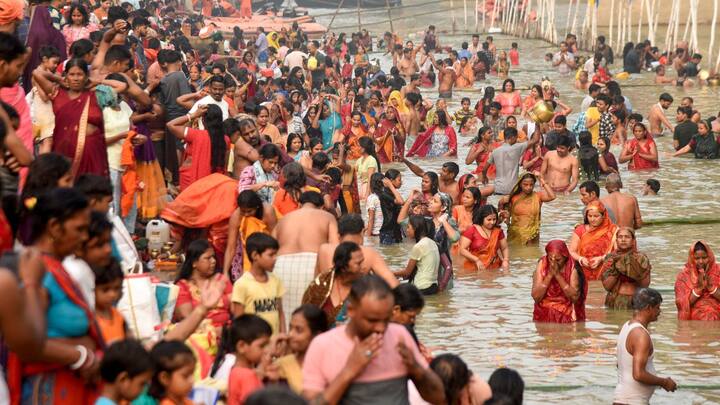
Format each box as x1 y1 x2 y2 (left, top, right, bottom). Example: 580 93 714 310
0 0 22 25
437 192 453 216
676 241 720 320
458 174 474 193
584 200 611 227
388 90 408 114
543 240 573 269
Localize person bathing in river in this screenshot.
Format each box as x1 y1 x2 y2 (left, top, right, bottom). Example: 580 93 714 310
674 241 720 321
532 240 586 323
540 135 579 195
459 205 509 272
569 200 618 280
480 127 540 196
648 93 674 137
619 123 659 170
401 158 461 204
600 174 643 230
498 173 556 245
601 227 651 310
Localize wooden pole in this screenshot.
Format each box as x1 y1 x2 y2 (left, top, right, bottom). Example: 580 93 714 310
464 0 468 30
490 0 498 31
647 0 657 44
475 0 479 30
591 1 597 50
385 0 394 34
710 0 718 69
327 0 347 30
451 0 456 33
664 0 676 56
510 0 519 36
636 0 644 43
682 6 691 43
523 0 532 38
691 0 699 54
570 0 579 39
627 0 632 45
616 0 623 51
483 0 487 32
564 0 573 37
609 0 615 52
672 0 680 52
357 0 361 32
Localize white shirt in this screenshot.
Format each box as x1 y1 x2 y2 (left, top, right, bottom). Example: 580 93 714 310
614 321 657 405
284 50 308 71
104 101 133 170
188 95 229 129
63 255 95 309
581 95 595 112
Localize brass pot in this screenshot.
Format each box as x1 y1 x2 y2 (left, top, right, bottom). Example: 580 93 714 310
708 78 720 86
528 101 555 123
699 69 710 81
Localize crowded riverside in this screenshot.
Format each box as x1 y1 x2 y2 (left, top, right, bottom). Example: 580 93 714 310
1 0 720 403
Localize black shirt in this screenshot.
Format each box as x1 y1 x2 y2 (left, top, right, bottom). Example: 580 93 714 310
623 50 641 73
674 121 698 150
379 189 402 240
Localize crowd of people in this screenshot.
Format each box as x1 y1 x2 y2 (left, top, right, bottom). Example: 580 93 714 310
1 0 720 403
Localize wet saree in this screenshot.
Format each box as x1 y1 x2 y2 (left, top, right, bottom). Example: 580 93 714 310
471 143 496 178
11 255 104 405
507 192 542 244
574 201 618 280
454 63 475 88
675 241 720 321
462 226 504 271
302 270 347 327
340 125 366 161
51 89 108 178
601 248 651 310
374 111 405 163
407 125 458 158
332 162 361 214
627 136 659 170
533 240 587 323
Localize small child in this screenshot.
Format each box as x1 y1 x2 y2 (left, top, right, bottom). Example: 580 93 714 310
224 315 274 405
94 258 126 345
231 233 286 334
643 179 660 196
149 340 197 405
96 339 154 405
509 42 520 66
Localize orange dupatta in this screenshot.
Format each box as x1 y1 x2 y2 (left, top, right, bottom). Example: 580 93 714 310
239 216 269 271
576 201 618 280
120 131 138 217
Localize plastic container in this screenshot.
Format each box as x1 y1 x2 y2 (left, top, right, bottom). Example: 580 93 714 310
146 219 170 251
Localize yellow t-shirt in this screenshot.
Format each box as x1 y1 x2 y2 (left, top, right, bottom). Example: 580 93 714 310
275 354 303 394
231 271 286 334
585 107 601 145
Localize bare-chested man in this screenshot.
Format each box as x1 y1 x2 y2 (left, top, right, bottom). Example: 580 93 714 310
397 47 419 81
315 214 398 287
231 118 262 177
437 58 456 99
272 189 339 325
401 74 421 97
648 93 674 137
600 173 643 229
402 158 461 204
399 92 422 139
540 135 579 194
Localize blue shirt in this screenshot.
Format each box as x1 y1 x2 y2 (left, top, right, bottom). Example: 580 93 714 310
43 271 89 338
255 33 268 53
458 49 473 60
95 397 118 405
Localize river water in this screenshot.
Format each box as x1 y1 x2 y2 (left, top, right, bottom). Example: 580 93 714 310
303 3 720 404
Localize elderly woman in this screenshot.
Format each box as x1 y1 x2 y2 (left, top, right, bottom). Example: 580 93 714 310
675 241 720 320
601 227 652 309
302 241 365 326
569 201 618 280
532 240 587 323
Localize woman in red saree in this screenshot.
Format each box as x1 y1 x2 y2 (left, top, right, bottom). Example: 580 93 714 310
601 227 652 309
675 241 720 321
459 205 509 271
407 110 457 158
569 200 618 280
465 127 496 177
373 105 405 163
532 240 587 323
11 188 103 405
33 59 109 178
619 122 659 170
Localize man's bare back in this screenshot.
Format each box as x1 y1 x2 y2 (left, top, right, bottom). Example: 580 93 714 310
601 191 642 229
439 180 460 204
273 205 339 255
648 105 672 135
541 151 578 192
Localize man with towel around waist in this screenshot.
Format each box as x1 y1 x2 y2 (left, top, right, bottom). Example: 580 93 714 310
273 191 339 325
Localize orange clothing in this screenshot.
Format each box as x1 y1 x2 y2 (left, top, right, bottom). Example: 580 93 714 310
575 201 618 280
97 307 126 345
240 0 252 18
120 131 138 217
462 226 504 270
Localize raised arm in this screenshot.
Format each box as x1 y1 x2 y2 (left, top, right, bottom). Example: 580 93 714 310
31 68 62 97
401 156 426 177
168 105 207 139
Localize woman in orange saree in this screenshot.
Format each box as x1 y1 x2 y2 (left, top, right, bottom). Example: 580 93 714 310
340 111 367 161
498 173 556 245
532 240 587 323
451 186 483 254
459 205 509 271
454 57 475 88
674 241 720 321
569 200 618 280
601 227 652 309
373 105 405 163
465 127 497 178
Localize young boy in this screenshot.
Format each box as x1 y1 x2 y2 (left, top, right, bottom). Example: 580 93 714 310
75 174 142 273
97 339 154 405
227 314 274 405
231 233 286 333
31 45 61 154
94 258 127 344
509 42 520 66
63 211 114 308
643 179 660 196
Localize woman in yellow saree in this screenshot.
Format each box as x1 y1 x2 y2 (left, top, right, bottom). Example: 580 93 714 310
498 173 556 245
569 200 618 280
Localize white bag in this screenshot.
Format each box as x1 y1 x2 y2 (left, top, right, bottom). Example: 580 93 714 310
117 273 162 343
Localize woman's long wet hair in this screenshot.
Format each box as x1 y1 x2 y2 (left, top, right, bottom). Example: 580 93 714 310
369 172 385 196
281 162 306 202
425 172 439 195
488 367 524 405
333 241 361 276
358 136 381 173
436 110 449 128
237 190 264 219
464 187 484 214
203 104 227 172
472 204 499 227
175 239 213 282
506 172 537 205
430 354 471 405
408 215 435 243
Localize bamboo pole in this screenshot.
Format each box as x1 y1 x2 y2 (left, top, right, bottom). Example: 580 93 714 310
672 0 680 52
627 0 632 45
451 0 456 33
570 0 579 37
564 0 572 37
647 0 657 44
682 6 691 43
490 0 498 31
464 0 468 30
475 0 479 30
616 0 623 51
327 0 347 30
664 0 676 56
591 1 597 50
522 0 532 38
691 0 699 54
385 0 394 33
710 0 718 69
636 0 644 43
357 0 361 31
510 0 519 36
609 0 615 51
